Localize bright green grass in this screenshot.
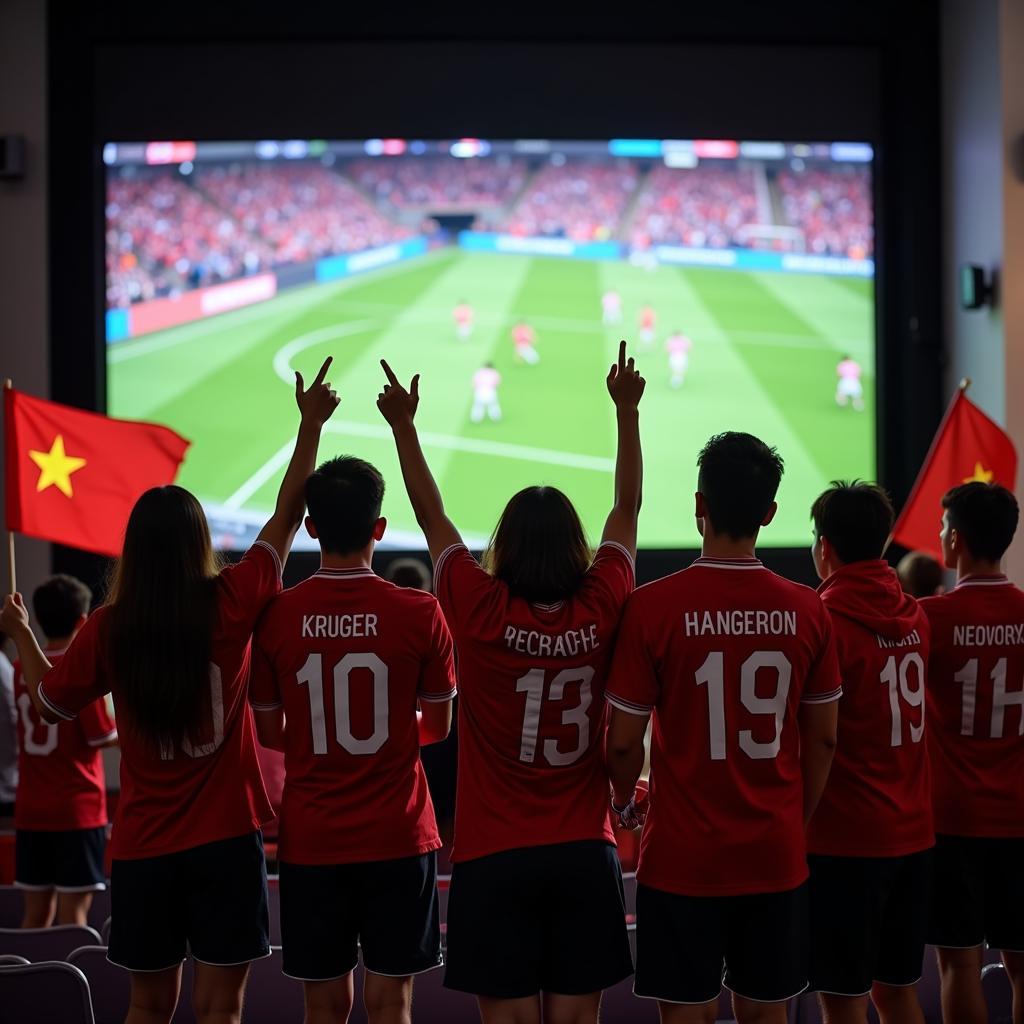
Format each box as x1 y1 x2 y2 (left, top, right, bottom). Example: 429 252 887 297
108 248 875 549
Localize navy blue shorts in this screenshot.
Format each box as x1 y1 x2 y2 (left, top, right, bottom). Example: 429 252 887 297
16 826 107 892
108 831 269 972
444 840 633 999
279 852 441 981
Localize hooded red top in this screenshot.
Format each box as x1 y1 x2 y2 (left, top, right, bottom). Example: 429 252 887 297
808 560 934 858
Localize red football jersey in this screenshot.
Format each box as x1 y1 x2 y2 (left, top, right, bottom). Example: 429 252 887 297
922 575 1024 837
14 650 116 831
37 543 281 859
434 542 634 862
606 556 842 897
807 561 934 858
249 567 456 865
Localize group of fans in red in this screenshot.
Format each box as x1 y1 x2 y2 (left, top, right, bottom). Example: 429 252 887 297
1 339 1022 1024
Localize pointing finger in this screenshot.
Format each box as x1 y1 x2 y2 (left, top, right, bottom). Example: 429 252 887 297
313 356 333 386
380 359 400 386
618 339 626 370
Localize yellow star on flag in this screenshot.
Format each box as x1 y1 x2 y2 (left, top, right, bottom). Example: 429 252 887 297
28 435 87 498
963 462 995 483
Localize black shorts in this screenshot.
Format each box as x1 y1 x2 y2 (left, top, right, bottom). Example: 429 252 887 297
808 849 931 995
279 852 441 981
634 881 808 1004
928 834 1024 952
444 840 633 999
15 826 107 892
108 831 269 972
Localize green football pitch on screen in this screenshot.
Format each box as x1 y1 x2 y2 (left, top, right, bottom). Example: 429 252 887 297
107 248 875 550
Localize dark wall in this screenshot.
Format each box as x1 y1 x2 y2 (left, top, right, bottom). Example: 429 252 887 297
47 1 942 592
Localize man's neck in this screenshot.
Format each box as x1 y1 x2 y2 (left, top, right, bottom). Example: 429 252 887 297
700 535 759 560
320 547 374 571
956 556 1003 583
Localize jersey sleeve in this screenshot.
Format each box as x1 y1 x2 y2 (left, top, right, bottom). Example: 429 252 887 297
801 604 844 705
78 694 118 747
37 612 109 721
432 544 503 638
248 618 283 712
605 593 658 716
217 541 284 638
581 542 635 625
418 600 458 703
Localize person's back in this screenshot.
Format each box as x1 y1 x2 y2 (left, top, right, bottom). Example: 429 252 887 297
251 455 456 1024
918 481 1024 1024
435 537 633 863
608 557 838 895
606 431 840 1024
804 483 932 1024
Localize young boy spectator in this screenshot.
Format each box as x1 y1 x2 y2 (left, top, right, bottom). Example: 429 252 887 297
921 482 1024 1024
250 456 456 1024
14 575 117 927
606 432 841 1024
807 482 932 1024
897 550 945 599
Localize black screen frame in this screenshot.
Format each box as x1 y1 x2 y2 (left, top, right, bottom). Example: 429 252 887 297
47 6 942 591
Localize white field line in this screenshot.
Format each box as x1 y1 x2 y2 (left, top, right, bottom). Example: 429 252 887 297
272 320 379 384
221 420 613 511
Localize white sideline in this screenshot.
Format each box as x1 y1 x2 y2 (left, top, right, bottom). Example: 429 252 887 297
221 420 614 511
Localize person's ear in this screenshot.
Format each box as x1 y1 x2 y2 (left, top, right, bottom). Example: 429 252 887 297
373 517 387 542
762 501 778 527
75 613 88 631
694 492 707 536
304 515 318 539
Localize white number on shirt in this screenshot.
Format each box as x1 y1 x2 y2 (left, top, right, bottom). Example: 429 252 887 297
695 650 792 761
955 658 1024 739
879 652 926 747
160 665 225 760
516 666 595 766
17 692 58 756
296 652 389 756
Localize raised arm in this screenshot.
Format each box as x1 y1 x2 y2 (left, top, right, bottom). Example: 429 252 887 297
257 356 341 566
0 594 55 722
377 360 462 564
601 340 645 558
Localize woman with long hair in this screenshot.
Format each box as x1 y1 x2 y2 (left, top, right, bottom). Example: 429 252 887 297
1 358 339 1024
377 341 645 1024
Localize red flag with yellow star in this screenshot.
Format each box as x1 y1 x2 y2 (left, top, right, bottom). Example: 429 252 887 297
4 387 190 556
891 388 1017 561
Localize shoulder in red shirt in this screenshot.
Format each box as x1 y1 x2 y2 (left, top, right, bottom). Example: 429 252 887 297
922 575 1024 837
434 541 634 862
37 542 282 859
250 566 456 865
14 650 116 832
807 560 933 857
606 556 841 897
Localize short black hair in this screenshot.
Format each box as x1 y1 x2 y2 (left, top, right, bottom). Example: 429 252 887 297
942 481 1019 561
385 558 432 591
305 456 385 555
696 432 784 540
811 480 894 564
33 574 91 640
897 551 944 598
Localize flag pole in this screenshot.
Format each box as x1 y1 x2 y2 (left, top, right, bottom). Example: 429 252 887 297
960 377 972 392
3 379 15 595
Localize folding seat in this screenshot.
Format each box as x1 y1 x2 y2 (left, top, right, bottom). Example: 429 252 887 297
67 945 128 1024
0 923 101 961
981 961 1012 1023
0 960 96 1023
0 884 22 928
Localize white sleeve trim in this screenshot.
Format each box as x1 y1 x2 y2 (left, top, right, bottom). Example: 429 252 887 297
418 687 457 703
598 540 636 574
249 699 284 711
802 685 844 705
36 683 76 722
87 730 118 747
605 692 653 716
432 543 468 591
253 539 284 581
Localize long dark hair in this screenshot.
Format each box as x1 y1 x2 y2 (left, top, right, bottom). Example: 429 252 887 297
483 486 592 604
107 486 220 750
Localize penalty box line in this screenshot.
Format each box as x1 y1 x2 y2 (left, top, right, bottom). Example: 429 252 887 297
221 421 614 510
